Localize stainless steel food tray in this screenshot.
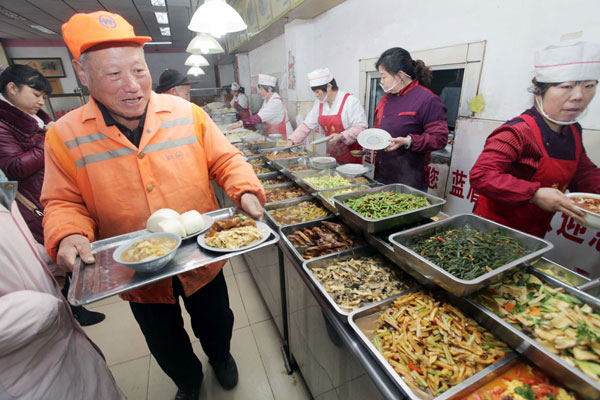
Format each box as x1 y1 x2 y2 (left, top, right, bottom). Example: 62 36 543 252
254 163 276 178
259 146 311 162
264 182 311 205
68 207 280 306
389 213 553 297
532 257 591 288
332 184 446 234
315 183 382 213
271 156 311 171
264 197 330 230
292 169 367 194
460 269 600 399
280 217 366 264
349 293 518 400
258 172 292 188
303 246 418 322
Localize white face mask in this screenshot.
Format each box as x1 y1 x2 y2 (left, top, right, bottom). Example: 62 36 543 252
379 79 401 93
535 97 582 126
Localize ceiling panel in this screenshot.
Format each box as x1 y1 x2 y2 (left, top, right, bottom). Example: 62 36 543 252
62 0 107 13
99 0 151 36
25 0 77 23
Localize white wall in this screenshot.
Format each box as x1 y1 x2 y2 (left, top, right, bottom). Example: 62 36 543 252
248 34 287 112
217 63 235 87
4 45 78 93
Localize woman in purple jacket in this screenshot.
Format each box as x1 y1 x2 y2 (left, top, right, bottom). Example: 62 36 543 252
0 65 104 326
374 48 449 190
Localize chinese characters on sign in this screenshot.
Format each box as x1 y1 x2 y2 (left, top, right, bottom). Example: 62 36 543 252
553 214 600 252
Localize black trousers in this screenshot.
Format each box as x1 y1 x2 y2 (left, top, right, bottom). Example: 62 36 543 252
129 271 234 391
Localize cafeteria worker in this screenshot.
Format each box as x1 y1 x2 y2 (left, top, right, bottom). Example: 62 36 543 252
374 47 449 190
470 42 600 238
286 68 368 164
227 74 292 138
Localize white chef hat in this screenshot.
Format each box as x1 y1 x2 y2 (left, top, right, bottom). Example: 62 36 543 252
307 68 333 87
258 74 277 86
534 41 600 83
231 82 240 90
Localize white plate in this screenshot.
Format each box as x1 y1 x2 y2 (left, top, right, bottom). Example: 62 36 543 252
567 192 600 231
336 164 370 176
197 221 271 253
357 128 392 150
309 136 331 145
181 214 216 240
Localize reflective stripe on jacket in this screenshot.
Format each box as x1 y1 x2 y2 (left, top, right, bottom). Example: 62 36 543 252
41 93 265 303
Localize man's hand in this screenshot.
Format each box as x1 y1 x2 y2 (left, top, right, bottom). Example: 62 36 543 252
240 192 264 219
56 234 94 272
328 133 343 145
385 136 410 151
531 187 586 223
227 121 243 131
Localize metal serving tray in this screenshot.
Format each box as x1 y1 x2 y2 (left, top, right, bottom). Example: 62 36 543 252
68 208 280 306
259 146 311 161
264 182 311 204
292 169 367 194
332 184 446 234
389 214 553 297
254 163 276 178
263 197 329 230
460 269 600 399
303 246 418 322
242 148 261 158
280 217 366 264
349 293 518 400
532 257 591 288
258 172 292 188
316 184 380 213
271 155 311 171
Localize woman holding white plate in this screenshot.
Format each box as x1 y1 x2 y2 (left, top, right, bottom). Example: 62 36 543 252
373 48 449 190
470 41 600 238
286 68 368 165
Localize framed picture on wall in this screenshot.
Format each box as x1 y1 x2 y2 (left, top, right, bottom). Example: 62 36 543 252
11 57 65 78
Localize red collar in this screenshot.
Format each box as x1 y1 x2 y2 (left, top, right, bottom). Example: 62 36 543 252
395 79 418 96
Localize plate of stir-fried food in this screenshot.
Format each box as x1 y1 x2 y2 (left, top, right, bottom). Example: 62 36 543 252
197 214 270 252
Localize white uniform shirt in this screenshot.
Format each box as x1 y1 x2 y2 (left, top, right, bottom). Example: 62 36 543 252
230 93 249 109
257 92 293 135
303 91 367 133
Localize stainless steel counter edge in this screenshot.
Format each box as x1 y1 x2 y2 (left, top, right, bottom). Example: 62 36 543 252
276 240 406 400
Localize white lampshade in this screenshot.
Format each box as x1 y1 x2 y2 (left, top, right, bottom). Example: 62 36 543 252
186 33 224 55
187 67 205 76
188 0 247 38
185 54 209 67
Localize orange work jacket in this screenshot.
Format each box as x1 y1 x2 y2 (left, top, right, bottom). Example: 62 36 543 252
41 93 266 304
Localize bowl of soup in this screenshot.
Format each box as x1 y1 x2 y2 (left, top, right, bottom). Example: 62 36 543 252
113 232 182 273
567 192 600 230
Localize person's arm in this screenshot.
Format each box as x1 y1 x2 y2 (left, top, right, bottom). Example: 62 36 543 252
469 127 541 206
41 126 97 264
242 114 262 129
195 107 266 217
238 94 249 110
288 102 321 144
339 97 368 145
569 150 600 194
0 290 62 357
409 96 448 153
0 128 45 180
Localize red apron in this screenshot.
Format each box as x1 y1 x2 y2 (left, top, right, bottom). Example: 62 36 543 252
319 93 362 165
234 98 251 120
263 96 288 139
475 113 582 238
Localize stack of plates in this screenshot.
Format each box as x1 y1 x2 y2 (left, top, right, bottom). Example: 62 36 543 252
310 156 336 169
336 163 370 177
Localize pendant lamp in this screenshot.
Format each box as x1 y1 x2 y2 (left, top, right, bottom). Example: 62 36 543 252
186 33 224 54
187 67 205 76
188 0 247 38
185 54 209 67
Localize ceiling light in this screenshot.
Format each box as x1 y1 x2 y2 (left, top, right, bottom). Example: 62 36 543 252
186 33 224 54
187 67 205 76
155 11 168 24
150 0 165 6
188 0 247 37
185 54 209 67
160 27 171 36
29 24 56 34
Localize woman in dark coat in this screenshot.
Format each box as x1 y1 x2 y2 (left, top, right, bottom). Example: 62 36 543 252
0 64 104 326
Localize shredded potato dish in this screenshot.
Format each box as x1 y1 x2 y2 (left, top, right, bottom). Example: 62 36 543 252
205 225 263 249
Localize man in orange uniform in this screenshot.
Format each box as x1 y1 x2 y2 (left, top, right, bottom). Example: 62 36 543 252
40 11 265 400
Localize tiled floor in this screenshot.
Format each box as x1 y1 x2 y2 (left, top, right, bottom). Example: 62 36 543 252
83 256 312 400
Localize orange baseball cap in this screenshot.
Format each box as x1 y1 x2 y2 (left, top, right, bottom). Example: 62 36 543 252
62 11 152 60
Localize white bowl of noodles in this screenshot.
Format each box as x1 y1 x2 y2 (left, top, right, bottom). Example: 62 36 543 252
567 192 600 230
113 232 182 273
